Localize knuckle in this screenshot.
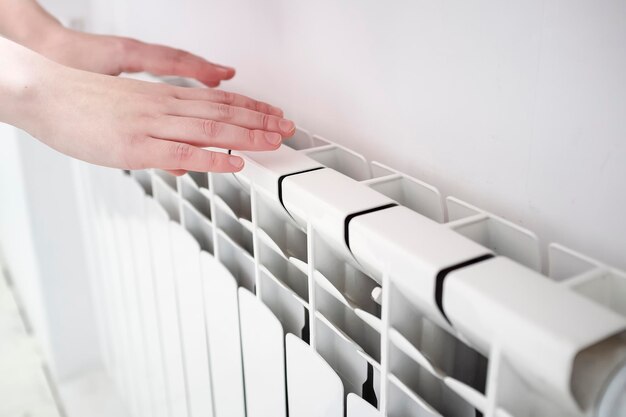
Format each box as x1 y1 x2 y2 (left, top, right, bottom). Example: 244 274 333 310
170 86 186 100
247 129 257 147
221 91 235 104
207 151 218 170
202 119 221 138
214 89 227 102
172 142 195 163
120 135 145 170
258 112 270 130
218 103 234 119
153 95 176 113
255 101 269 113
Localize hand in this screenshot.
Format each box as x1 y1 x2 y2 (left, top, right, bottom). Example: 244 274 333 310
37 27 237 87
0 0 293 175
3 38 295 174
0 0 236 86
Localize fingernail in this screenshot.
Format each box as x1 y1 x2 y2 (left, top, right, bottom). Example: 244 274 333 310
265 132 282 146
228 155 244 169
271 106 284 117
279 119 295 134
217 67 235 79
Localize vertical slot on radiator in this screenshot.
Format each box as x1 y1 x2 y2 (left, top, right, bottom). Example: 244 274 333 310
315 234 382 318
548 243 599 281
311 233 382 361
216 205 254 256
259 239 308 302
255 192 308 262
130 170 153 196
212 173 252 221
386 375 441 417
389 284 488 396
152 174 180 223
187 171 209 189
366 169 444 223
388 341 478 417
315 281 381 361
369 162 396 179
447 198 541 271
217 231 255 292
180 175 211 220
570 269 626 317
181 201 214 254
446 197 483 222
316 316 381 410
304 144 373 181
282 127 330 150
154 169 178 191
551 244 626 317
259 267 308 338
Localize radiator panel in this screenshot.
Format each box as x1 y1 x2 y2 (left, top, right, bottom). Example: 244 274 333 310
75 130 626 417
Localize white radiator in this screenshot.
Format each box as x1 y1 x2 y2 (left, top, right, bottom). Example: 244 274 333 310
78 128 626 417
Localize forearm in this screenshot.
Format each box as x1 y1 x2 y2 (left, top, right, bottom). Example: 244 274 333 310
0 36 50 129
0 0 62 50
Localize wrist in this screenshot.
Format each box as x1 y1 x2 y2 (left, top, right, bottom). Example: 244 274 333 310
19 20 65 54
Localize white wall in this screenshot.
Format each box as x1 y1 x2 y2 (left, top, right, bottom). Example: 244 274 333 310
91 0 625 271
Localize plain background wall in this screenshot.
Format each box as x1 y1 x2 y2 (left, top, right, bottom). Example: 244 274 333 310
87 0 625 271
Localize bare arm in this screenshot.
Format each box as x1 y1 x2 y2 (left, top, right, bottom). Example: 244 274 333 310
0 0 61 49
0 1 294 173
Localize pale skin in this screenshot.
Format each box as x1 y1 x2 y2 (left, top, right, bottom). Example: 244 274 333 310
0 0 295 175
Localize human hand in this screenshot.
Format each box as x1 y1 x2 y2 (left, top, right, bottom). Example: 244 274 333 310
37 27 237 87
3 39 294 174
0 0 236 85
0 1 293 174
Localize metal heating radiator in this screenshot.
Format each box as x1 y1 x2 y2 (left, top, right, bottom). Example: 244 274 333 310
79 128 626 417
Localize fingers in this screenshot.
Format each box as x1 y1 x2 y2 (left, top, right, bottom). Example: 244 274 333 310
166 101 295 135
136 138 245 173
118 75 283 117
149 116 286 151
171 88 284 117
119 38 235 87
164 169 187 176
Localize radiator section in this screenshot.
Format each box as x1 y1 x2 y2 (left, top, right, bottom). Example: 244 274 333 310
79 128 626 417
